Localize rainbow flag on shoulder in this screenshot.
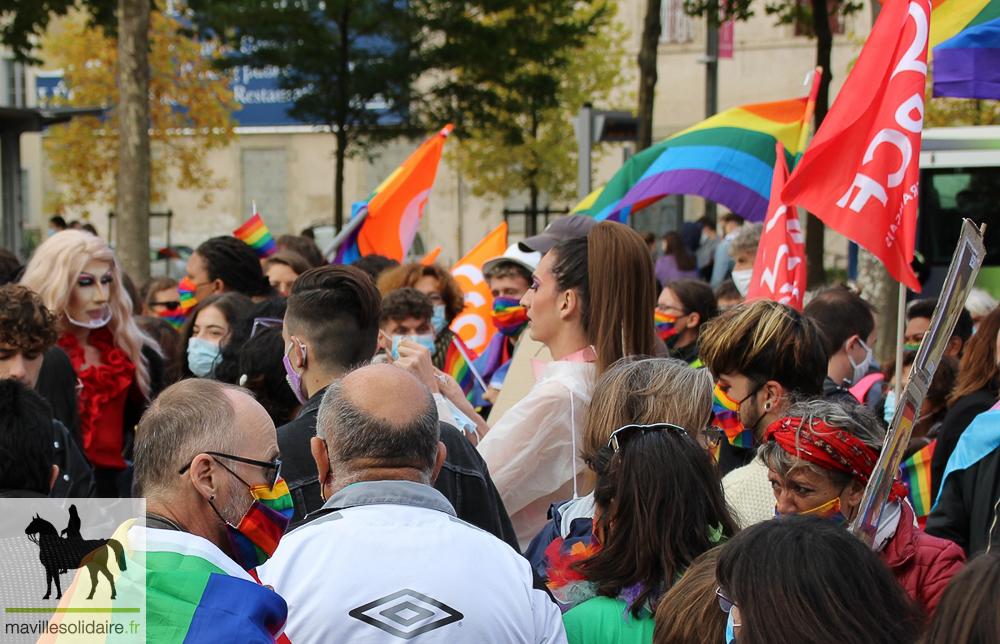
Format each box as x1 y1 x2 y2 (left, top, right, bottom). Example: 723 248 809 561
899 441 936 529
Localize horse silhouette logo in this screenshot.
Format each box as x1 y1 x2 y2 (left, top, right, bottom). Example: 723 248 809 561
24 505 126 601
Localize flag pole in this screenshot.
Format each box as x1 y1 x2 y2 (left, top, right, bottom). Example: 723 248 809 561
452 338 489 393
895 283 906 397
252 199 257 218
322 205 369 260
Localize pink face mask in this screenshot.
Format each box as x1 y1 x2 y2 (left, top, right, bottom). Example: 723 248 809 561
283 339 308 404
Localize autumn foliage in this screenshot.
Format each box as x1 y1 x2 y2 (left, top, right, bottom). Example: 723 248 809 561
42 8 238 215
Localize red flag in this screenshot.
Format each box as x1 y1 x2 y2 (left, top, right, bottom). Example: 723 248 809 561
781 0 929 291
746 143 807 311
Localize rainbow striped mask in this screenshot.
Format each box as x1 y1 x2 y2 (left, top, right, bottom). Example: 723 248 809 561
654 310 677 342
226 479 293 571
491 298 529 337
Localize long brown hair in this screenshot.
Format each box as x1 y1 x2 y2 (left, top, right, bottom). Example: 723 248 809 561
376 263 465 324
947 307 1000 407
588 221 659 375
653 548 726 644
663 231 696 271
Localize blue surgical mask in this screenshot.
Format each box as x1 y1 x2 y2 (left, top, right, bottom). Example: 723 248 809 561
883 389 896 425
725 610 738 644
431 304 447 334
187 337 222 378
392 334 436 360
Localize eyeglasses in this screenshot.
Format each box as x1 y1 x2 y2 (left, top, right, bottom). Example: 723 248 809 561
251 317 283 338
716 587 735 613
150 301 181 311
178 451 281 490
606 423 689 453
656 304 689 315
699 425 724 450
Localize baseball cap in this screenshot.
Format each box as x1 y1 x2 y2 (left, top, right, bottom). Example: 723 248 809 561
518 215 597 254
482 244 542 278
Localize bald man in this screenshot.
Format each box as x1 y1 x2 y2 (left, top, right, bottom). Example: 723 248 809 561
258 364 566 644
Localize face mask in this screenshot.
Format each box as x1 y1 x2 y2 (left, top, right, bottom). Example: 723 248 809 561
847 337 873 385
491 298 529 337
66 305 113 329
283 339 308 404
883 389 896 424
187 337 222 378
177 277 199 315
654 310 678 343
157 307 186 330
725 609 738 644
730 268 753 296
775 495 850 527
431 304 447 334
904 342 920 352
219 478 294 571
392 334 436 360
713 383 754 449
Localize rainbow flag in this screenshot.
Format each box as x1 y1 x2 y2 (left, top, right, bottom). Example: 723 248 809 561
335 124 454 264
900 441 936 528
234 213 278 259
444 337 482 396
38 521 289 644
606 94 816 224
933 16 1000 100
929 0 1000 60
713 383 752 449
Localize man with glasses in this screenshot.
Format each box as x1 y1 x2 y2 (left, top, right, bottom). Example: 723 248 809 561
258 364 565 644
133 378 290 642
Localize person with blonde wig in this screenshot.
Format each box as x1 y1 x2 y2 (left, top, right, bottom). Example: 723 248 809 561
22 230 163 497
478 221 659 547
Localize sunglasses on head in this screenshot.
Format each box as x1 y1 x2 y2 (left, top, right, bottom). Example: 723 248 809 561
151 300 181 311
251 317 283 338
716 587 736 613
606 423 689 453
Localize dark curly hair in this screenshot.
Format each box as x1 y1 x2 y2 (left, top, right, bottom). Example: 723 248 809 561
380 288 434 326
195 236 274 298
0 284 58 352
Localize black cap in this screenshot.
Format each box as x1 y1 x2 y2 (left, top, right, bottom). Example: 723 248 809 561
518 215 598 254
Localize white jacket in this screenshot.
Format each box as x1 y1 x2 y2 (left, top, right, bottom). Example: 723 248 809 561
258 480 567 644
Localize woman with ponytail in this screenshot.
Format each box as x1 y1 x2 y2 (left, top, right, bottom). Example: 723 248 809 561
478 221 658 547
22 230 164 496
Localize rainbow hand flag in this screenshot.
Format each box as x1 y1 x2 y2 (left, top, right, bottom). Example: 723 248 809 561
444 336 482 397
713 383 752 449
234 213 278 259
899 440 936 528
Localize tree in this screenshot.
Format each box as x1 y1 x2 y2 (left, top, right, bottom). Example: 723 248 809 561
185 0 415 232
444 1 629 216
42 10 237 215
683 0 864 288
636 0 662 152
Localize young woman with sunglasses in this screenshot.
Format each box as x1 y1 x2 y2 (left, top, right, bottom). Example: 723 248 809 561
551 421 737 644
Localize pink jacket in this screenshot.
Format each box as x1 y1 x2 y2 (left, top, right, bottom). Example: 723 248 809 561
880 502 965 616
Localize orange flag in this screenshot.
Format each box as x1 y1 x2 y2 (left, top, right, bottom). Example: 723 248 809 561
450 223 508 354
420 247 442 265
358 124 454 261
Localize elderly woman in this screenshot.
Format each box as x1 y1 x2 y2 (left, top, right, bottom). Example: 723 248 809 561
760 399 965 615
725 223 762 297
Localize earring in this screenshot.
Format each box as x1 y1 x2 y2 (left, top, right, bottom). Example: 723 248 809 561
209 494 215 501
764 402 771 411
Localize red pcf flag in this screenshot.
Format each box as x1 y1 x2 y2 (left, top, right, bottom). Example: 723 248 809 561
746 143 807 311
781 0 929 291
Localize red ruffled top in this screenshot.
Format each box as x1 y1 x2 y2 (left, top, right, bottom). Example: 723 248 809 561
58 327 135 471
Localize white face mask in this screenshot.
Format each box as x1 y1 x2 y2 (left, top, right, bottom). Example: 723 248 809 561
847 337 873 385
66 306 112 329
731 268 753 296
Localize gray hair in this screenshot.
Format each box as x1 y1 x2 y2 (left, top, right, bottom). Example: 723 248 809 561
134 379 246 497
758 398 885 487
317 377 439 475
728 222 763 259
966 287 998 319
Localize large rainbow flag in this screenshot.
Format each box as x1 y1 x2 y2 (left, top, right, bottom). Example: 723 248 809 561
899 441 936 529
929 0 1000 60
933 16 1000 100
335 124 454 264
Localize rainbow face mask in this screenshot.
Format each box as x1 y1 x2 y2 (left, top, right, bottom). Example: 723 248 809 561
904 342 920 352
225 479 294 571
654 310 677 343
157 306 186 330
177 277 199 315
492 298 529 337
775 496 850 527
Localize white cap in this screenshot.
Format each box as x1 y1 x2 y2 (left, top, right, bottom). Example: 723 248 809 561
482 243 542 278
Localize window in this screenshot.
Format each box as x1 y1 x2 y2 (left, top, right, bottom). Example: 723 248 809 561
5 59 25 107
660 0 694 44
918 167 1000 266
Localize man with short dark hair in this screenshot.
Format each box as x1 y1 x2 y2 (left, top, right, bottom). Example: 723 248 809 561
803 285 880 404
259 364 566 644
905 298 972 357
0 379 58 497
279 267 518 549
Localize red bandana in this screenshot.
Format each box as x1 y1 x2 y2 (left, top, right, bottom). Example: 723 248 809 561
764 416 909 502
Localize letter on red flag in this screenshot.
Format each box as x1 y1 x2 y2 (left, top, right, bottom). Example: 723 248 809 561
781 0 929 291
746 143 807 311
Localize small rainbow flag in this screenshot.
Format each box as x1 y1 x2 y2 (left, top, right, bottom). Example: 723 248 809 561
444 337 482 396
899 440 936 528
713 383 752 449
178 276 199 315
234 210 278 259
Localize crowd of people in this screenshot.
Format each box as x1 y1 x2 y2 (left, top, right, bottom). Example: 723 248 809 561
2 214 1000 644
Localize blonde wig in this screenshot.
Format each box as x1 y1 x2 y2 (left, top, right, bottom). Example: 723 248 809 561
21 230 155 399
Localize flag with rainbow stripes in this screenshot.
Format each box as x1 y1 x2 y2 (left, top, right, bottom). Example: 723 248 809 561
443 337 482 397
233 209 278 259
899 440 936 528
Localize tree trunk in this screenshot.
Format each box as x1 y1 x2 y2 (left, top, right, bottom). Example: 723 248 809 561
636 0 662 151
856 247 899 366
805 0 834 289
333 5 351 232
334 127 346 232
115 0 151 285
